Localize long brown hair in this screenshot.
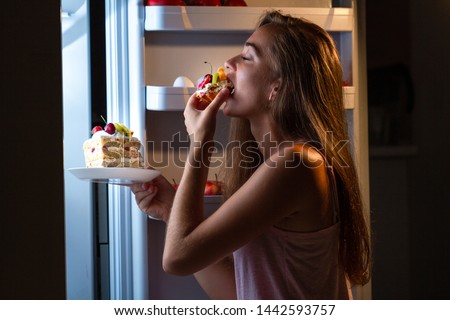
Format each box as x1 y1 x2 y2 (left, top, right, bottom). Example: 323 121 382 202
223 10 371 286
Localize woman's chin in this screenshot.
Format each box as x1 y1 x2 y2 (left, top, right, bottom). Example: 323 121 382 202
222 103 239 118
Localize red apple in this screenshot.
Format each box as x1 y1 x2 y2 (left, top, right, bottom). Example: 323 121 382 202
172 179 179 191
172 177 223 195
190 0 221 6
223 0 247 6
204 174 223 195
204 180 222 195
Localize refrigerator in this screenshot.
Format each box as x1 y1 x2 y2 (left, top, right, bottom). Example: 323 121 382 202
62 0 370 300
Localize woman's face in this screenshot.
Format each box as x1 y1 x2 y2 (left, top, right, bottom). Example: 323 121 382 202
223 24 280 119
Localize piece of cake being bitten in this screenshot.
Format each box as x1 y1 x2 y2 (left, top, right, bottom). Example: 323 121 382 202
83 122 144 168
195 66 234 104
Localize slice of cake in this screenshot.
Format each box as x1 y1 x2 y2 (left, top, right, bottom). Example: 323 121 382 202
83 122 144 168
195 66 234 104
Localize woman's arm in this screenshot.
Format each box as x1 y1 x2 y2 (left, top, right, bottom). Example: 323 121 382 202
162 89 230 275
163 137 329 276
194 256 236 299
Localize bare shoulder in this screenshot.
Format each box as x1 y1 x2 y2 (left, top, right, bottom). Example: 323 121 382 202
265 143 329 210
253 143 329 203
265 143 326 172
264 143 332 231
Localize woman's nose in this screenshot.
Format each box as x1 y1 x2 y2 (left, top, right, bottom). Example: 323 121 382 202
224 56 235 71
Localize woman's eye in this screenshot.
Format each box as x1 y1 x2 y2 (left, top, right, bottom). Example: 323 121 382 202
241 56 249 61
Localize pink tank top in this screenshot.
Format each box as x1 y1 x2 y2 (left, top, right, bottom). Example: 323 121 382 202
233 148 352 300
233 223 351 299
233 163 351 299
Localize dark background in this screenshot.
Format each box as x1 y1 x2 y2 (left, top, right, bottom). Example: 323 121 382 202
1 1 65 298
366 0 450 299
1 0 449 299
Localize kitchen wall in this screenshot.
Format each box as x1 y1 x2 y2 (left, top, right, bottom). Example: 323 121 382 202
366 0 450 299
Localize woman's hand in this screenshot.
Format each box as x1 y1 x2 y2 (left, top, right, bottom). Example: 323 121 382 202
130 171 175 223
184 88 230 144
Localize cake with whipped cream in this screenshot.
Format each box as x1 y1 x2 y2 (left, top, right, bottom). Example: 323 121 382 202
83 122 144 168
195 66 234 104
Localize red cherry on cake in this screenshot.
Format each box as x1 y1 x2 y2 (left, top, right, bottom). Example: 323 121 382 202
104 123 116 134
91 126 103 134
198 74 212 89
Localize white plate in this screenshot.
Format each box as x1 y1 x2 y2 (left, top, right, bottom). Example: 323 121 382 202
68 167 161 185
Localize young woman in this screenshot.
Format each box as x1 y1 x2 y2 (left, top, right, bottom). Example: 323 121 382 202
131 10 371 299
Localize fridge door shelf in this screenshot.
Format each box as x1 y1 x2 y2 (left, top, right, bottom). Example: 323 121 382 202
343 86 355 110
146 85 355 111
204 195 223 217
145 6 353 32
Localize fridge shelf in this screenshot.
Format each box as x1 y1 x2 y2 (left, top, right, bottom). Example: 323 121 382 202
146 85 355 111
343 86 355 110
145 6 353 32
146 85 196 111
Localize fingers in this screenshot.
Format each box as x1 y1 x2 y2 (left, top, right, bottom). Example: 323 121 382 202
184 88 229 129
205 88 230 114
130 174 172 197
130 181 150 194
131 182 156 197
187 88 230 113
184 88 230 142
132 183 158 212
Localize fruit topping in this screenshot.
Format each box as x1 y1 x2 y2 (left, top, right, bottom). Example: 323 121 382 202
204 61 213 74
91 116 134 137
217 67 227 80
114 122 132 136
100 115 108 124
123 125 131 136
104 123 116 134
114 123 125 135
212 72 218 84
198 74 212 89
198 62 233 89
91 126 103 134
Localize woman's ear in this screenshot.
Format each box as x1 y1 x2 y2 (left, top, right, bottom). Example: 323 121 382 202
269 78 281 101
